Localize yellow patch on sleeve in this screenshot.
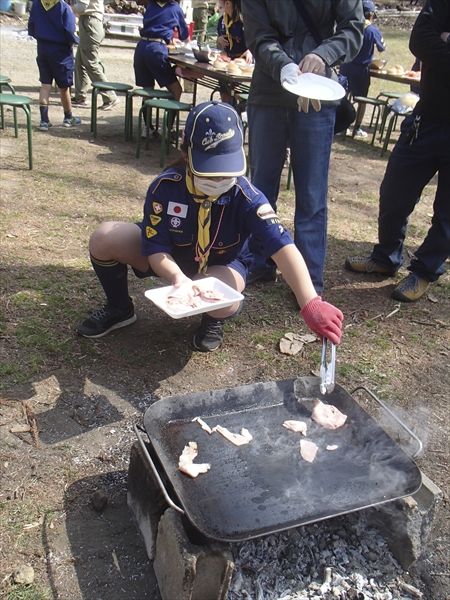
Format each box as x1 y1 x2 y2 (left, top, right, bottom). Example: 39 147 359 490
150 215 162 226
146 226 158 238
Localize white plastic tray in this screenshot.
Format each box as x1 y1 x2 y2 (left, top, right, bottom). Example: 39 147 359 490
282 73 345 101
145 277 244 319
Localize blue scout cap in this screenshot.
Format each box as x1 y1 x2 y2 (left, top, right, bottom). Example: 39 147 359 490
362 0 376 15
184 101 246 177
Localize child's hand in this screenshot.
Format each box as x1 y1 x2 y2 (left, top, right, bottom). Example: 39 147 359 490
217 35 229 48
300 296 343 345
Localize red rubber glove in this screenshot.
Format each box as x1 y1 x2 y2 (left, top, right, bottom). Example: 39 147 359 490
300 296 343 345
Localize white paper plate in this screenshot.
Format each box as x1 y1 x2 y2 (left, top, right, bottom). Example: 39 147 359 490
282 73 345 101
145 277 244 319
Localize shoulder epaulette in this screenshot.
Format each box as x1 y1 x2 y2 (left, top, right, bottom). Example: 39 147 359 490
235 175 261 202
151 170 184 193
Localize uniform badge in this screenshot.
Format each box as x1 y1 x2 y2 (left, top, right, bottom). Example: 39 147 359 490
153 202 163 214
257 203 277 220
150 215 161 226
168 201 188 218
146 226 158 238
170 217 182 228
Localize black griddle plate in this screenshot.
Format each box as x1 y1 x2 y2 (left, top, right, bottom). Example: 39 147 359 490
143 378 422 542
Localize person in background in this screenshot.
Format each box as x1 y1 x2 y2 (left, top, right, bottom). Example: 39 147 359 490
77 101 343 352
28 0 82 130
340 0 387 139
217 0 251 62
216 0 252 103
207 2 221 40
71 0 119 109
345 0 450 302
241 0 364 291
192 0 209 44
134 0 189 104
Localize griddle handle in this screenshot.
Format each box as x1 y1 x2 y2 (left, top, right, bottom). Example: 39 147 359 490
320 338 336 394
133 423 185 515
351 386 423 458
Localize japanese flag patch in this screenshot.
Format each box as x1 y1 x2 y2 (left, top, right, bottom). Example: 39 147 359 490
168 202 188 218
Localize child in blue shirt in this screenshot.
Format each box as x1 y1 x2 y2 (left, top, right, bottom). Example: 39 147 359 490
77 101 343 352
28 0 82 131
340 0 386 138
216 0 252 102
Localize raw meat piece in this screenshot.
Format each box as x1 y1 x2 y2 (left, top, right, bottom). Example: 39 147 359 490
311 399 347 430
283 420 308 435
213 425 253 446
326 445 339 451
191 285 225 302
178 441 210 478
300 439 318 463
192 416 213 434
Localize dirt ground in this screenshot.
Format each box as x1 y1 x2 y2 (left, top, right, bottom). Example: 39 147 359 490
1 9 449 600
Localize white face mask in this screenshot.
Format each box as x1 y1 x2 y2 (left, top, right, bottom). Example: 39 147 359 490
194 175 236 197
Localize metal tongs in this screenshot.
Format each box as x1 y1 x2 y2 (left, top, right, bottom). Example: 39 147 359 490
320 338 336 395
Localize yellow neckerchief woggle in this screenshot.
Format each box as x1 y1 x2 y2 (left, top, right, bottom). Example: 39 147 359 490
223 12 239 52
41 0 59 11
186 168 221 275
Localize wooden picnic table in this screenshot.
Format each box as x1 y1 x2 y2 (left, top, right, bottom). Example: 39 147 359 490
370 69 421 87
169 53 252 106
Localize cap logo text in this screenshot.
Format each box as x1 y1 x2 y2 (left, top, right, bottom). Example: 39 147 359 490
202 128 235 150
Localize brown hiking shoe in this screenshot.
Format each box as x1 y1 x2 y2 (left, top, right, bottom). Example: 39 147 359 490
345 256 397 275
391 273 430 302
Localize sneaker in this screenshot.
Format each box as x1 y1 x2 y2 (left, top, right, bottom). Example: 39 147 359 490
247 268 277 284
77 303 137 338
38 120 52 132
71 97 89 106
99 98 120 111
391 273 430 302
345 256 397 276
354 127 368 139
193 313 225 352
63 116 82 127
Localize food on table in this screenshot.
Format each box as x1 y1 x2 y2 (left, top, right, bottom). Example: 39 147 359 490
219 53 231 63
386 65 405 75
212 425 253 446
326 445 339 451
300 439 318 463
240 64 255 74
192 416 213 434
213 58 229 70
227 63 242 75
311 398 348 430
283 420 308 435
405 70 421 79
178 441 211 478
166 284 225 312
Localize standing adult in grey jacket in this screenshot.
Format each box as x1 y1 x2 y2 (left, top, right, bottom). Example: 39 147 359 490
242 0 363 292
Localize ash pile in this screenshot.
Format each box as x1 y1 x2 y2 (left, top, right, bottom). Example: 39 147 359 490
228 512 422 600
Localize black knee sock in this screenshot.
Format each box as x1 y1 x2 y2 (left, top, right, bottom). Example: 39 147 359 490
90 254 133 312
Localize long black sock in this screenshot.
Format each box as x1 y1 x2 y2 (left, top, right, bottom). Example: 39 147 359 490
90 254 133 312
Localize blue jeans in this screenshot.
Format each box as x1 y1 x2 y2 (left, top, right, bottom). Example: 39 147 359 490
371 115 450 282
247 103 336 292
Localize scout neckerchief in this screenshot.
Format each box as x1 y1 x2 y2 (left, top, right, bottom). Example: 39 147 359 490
186 168 223 275
223 12 239 52
41 0 59 10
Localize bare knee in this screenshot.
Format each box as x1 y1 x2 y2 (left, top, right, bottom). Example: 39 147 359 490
89 221 122 258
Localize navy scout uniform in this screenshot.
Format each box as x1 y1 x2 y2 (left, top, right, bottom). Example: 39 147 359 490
134 1 189 89
138 166 294 280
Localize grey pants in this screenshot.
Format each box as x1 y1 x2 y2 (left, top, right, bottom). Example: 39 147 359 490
74 15 116 103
